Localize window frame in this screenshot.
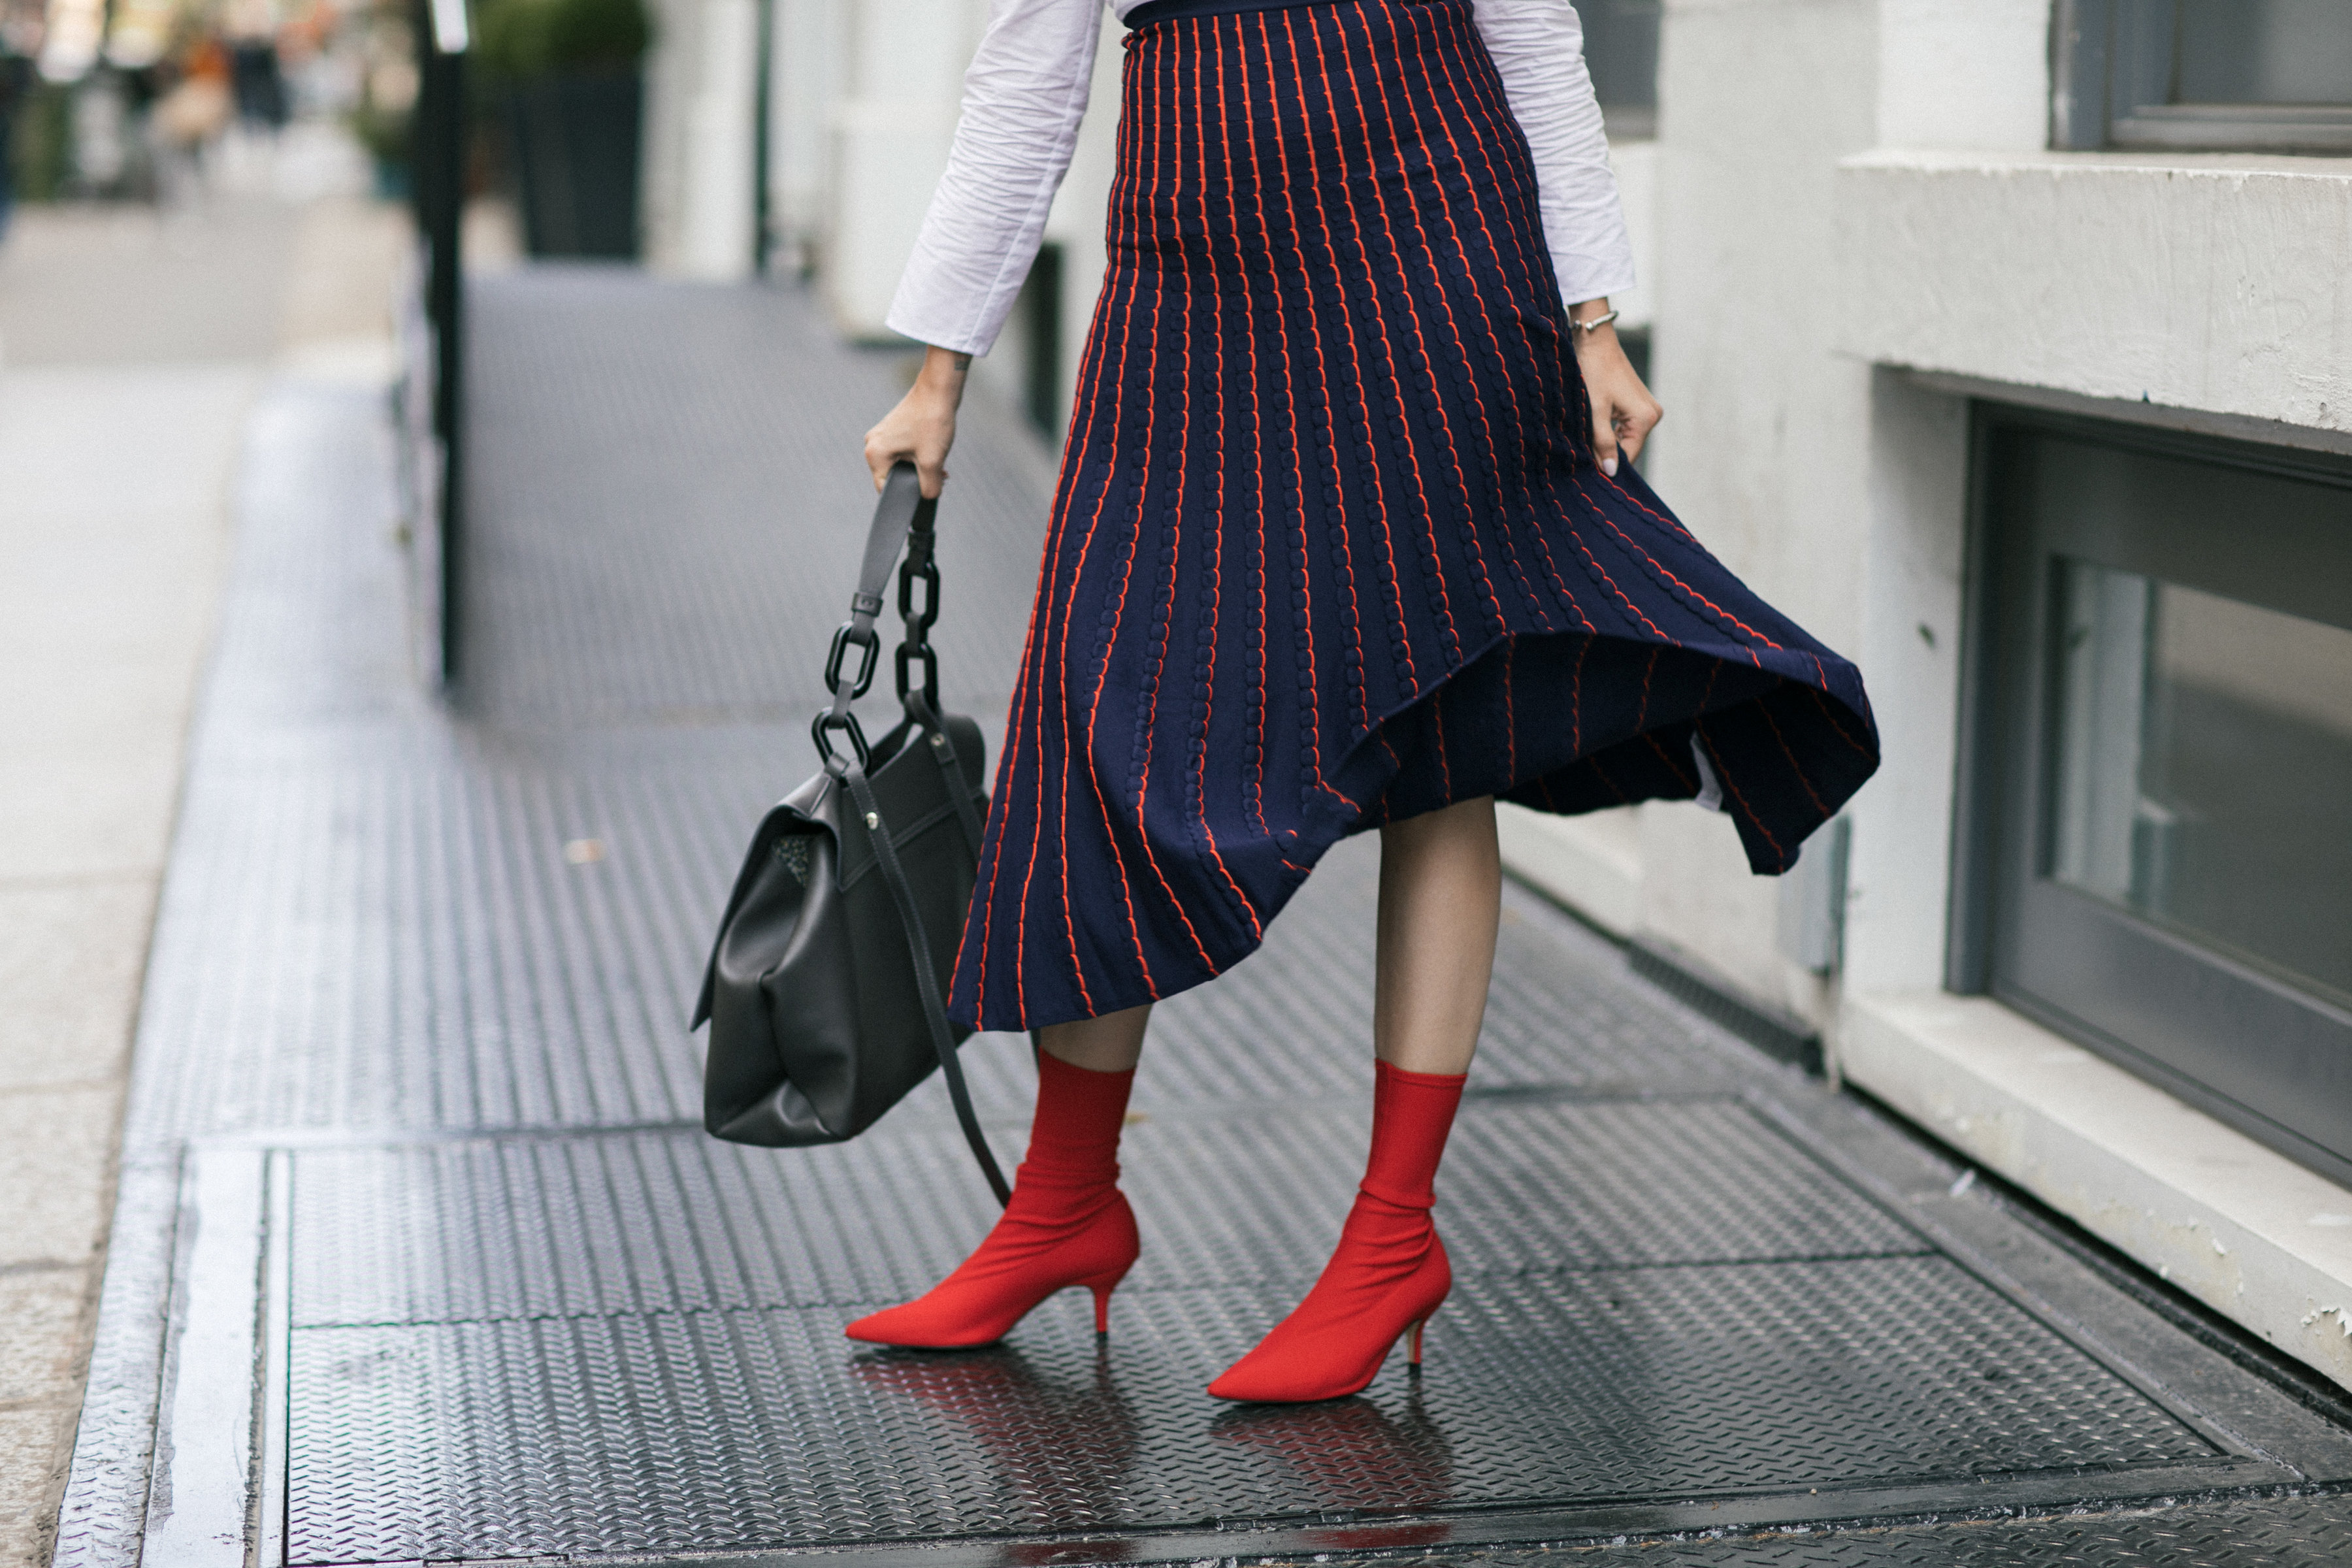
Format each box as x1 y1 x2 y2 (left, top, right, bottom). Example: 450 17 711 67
2051 0 2352 155
1575 0 1661 142
1951 404 2352 1187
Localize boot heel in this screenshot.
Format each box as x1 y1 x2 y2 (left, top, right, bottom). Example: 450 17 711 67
1407 1314 1432 1367
1083 1272 1126 1336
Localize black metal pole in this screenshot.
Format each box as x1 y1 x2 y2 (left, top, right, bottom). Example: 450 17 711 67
752 0 775 276
415 0 467 689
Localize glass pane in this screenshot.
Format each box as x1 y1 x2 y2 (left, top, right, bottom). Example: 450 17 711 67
2050 559 2352 1007
1573 0 1660 115
2176 0 2352 106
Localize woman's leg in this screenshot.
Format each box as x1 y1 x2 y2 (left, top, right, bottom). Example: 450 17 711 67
1375 796 1501 1073
1209 796 1498 1401
1039 1002 1152 1072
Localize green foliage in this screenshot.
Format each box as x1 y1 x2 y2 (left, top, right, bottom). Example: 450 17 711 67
350 99 413 165
474 0 653 79
10 82 73 202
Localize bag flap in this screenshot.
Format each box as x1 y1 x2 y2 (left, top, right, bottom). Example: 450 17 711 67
691 772 842 1029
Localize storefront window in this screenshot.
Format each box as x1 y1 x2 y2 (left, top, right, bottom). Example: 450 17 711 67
1963 410 2352 1185
2050 561 2352 1007
2053 0 2352 153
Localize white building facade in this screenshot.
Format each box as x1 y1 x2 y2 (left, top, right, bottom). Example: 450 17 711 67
642 0 2352 1390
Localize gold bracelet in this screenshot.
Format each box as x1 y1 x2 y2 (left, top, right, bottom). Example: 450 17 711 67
1567 309 1620 336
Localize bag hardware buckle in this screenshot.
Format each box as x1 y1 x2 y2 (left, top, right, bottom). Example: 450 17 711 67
825 622 882 699
810 708 870 771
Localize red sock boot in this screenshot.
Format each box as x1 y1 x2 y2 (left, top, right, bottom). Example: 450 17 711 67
1207 1060 1464 1401
845 1051 1140 1348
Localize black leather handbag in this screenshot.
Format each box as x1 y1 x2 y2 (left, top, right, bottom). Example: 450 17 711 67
692 463 1010 1203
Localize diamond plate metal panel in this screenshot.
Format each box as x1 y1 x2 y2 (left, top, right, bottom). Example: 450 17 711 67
1474 1494 2352 1565
290 1100 1923 1329
461 270 1053 730
287 1256 2219 1565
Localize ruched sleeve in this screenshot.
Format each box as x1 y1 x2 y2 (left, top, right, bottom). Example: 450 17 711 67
1471 0 1635 306
883 0 1107 356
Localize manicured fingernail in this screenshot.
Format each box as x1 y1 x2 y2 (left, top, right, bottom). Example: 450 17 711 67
1601 457 1619 478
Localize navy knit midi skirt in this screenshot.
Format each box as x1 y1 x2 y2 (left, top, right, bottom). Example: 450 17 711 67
947 0 1879 1031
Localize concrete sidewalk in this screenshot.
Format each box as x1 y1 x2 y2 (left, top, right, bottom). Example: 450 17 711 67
0 189 405 1568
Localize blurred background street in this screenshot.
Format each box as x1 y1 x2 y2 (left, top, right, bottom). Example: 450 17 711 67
5 3 2352 1567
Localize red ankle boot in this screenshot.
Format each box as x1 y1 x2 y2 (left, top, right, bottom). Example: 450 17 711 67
845 1051 1139 1348
1207 1060 1465 1402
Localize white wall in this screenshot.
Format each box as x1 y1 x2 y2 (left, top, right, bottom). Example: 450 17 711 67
642 0 764 278
822 0 992 337
638 0 703 269
1875 0 2050 152
770 0 849 276
1629 0 1883 1021
1837 151 2352 434
1839 368 1969 996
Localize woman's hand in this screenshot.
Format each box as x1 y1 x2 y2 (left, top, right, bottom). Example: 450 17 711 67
864 345 972 497
1569 299 1661 479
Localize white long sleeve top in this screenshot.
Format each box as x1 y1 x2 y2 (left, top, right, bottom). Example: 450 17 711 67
885 0 1635 356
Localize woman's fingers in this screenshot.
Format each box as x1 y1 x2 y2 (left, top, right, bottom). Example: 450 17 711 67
914 440 950 499
1590 402 1621 478
1616 392 1661 466
863 434 902 492
865 345 972 500
862 402 955 497
1570 311 1663 480
1583 361 1662 478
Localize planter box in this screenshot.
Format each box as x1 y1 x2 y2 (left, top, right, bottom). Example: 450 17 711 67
508 69 642 259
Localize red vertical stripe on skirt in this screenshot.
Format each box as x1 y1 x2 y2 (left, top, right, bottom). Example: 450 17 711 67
1108 25 1217 978
1441 27 1599 467
1413 8 1596 632
1355 0 1531 638
1421 11 1593 480
1320 11 1467 677
1225 18 1300 872
1191 18 1267 938
1253 12 1357 815
981 24 1134 1021
1124 22 1222 973
1320 8 1482 694
1035 22 1162 1016
1290 7 1422 707
1069 32 1169 1005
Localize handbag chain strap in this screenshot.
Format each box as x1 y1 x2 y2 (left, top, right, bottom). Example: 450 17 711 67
818 463 1011 1207
812 465 930 770
897 495 985 858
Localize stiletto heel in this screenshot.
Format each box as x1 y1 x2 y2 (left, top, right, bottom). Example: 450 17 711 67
1407 1314 1430 1366
1088 1276 1120 1335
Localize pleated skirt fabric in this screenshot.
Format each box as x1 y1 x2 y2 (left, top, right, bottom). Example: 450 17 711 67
947 0 1879 1032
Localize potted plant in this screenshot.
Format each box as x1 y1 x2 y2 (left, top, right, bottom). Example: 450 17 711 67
476 0 651 257
346 1 418 200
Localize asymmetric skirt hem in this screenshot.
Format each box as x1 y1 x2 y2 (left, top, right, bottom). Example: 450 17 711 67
974 606 1875 1032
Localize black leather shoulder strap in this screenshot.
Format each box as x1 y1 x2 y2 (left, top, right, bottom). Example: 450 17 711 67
840 760 1011 1207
